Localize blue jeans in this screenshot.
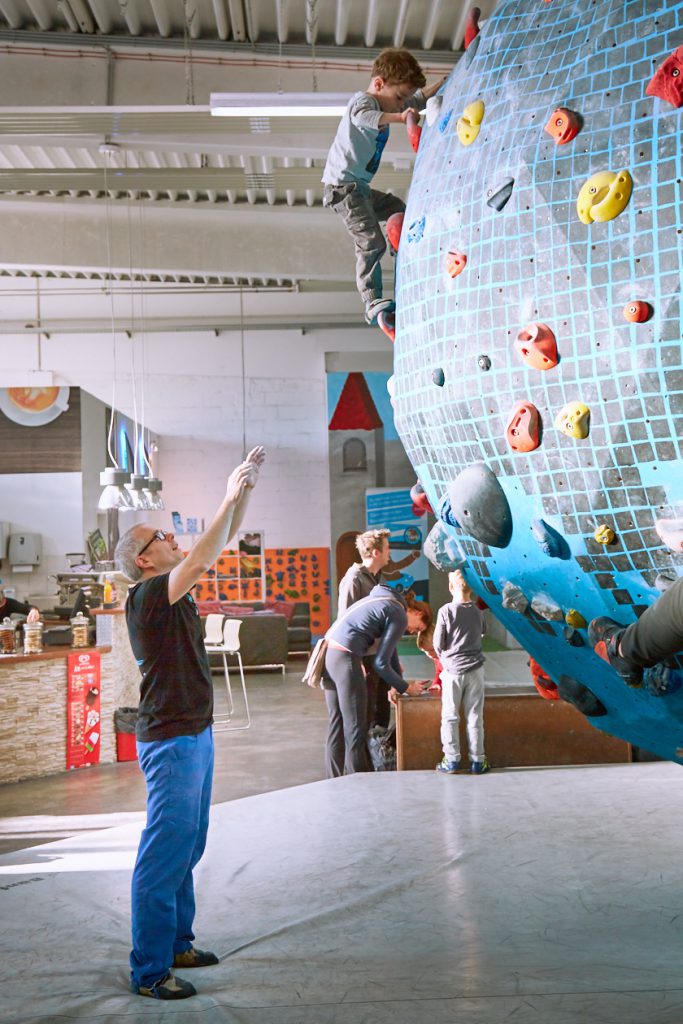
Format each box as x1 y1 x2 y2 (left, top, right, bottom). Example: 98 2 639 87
130 726 214 989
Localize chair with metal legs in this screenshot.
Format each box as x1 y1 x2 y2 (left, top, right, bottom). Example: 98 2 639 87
204 617 251 732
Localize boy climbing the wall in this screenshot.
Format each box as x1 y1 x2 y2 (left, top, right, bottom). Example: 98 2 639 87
322 48 447 325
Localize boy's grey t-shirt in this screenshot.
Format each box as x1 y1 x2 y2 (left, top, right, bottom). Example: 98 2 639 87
322 89 424 187
433 601 486 674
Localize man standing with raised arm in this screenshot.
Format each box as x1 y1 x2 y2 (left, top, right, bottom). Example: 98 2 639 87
114 446 265 1000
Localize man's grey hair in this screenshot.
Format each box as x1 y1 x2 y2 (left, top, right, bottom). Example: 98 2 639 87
114 526 144 582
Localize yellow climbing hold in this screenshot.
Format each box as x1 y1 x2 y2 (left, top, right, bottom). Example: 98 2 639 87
565 609 587 629
576 169 633 224
456 99 485 146
594 525 615 545
555 401 590 439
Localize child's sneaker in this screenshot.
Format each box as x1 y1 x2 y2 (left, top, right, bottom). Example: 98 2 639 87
435 757 460 774
588 616 643 688
364 297 395 325
470 758 490 774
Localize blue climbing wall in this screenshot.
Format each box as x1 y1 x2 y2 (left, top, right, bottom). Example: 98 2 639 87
394 0 683 758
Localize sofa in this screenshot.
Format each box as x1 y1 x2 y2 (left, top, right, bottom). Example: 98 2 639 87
198 599 311 672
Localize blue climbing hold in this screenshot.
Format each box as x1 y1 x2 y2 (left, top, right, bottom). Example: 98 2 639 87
438 111 453 134
447 463 513 548
432 367 445 387
531 518 570 559
437 493 460 530
407 216 426 244
643 665 682 697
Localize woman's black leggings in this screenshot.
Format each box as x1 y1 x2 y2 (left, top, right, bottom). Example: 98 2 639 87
322 647 371 778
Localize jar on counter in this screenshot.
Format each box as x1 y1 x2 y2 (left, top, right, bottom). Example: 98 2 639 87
0 617 15 655
70 612 90 649
23 620 43 655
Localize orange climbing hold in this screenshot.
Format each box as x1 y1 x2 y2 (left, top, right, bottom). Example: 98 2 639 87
445 250 467 278
406 109 422 153
464 7 480 49
505 401 541 452
377 310 395 342
646 46 683 108
544 107 582 145
514 323 558 370
386 212 404 253
623 300 652 323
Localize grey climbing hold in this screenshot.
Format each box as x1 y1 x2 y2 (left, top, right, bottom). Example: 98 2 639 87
563 626 585 647
531 594 564 621
486 176 515 211
432 367 445 387
478 354 491 371
464 32 481 67
424 521 467 572
531 518 569 559
437 493 460 530
447 463 512 548
557 675 607 717
407 216 426 243
501 581 528 614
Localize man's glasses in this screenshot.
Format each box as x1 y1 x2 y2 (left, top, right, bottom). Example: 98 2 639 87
137 530 166 558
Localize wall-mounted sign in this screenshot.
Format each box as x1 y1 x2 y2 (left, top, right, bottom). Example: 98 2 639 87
0 386 70 427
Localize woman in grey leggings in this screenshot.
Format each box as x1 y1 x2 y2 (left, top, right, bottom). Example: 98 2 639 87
323 583 432 777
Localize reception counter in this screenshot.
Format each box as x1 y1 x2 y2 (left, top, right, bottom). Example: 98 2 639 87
0 609 140 785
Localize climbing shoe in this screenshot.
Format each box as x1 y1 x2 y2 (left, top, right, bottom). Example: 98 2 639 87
470 758 490 775
588 616 643 689
173 946 219 968
364 297 395 325
132 972 197 1000
435 757 461 774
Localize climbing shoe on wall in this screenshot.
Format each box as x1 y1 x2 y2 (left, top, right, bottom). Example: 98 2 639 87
588 617 643 689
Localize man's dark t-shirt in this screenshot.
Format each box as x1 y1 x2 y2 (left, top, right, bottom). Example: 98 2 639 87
126 573 213 742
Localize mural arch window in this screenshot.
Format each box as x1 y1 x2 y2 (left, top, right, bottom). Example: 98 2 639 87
343 437 367 472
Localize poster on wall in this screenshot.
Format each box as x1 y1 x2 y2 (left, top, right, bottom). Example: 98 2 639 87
366 487 429 602
66 651 101 770
0 386 70 427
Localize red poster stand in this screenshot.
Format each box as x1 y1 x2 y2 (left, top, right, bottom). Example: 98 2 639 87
66 651 101 770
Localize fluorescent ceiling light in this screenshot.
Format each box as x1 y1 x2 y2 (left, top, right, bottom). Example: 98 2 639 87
210 92 348 118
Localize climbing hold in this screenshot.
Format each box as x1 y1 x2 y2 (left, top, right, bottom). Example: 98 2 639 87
501 581 529 614
438 110 453 134
514 323 558 370
557 675 607 717
464 6 480 49
531 518 568 559
464 33 481 66
623 300 652 323
646 45 683 108
565 608 587 629
437 493 460 530
425 94 443 127
456 99 485 146
386 212 404 253
576 169 633 224
531 594 563 621
564 626 585 647
377 310 395 342
406 109 422 153
445 250 467 278
505 400 541 452
555 401 590 439
424 521 466 572
529 657 559 701
655 517 683 552
410 481 431 507
544 107 582 145
478 354 491 371
432 367 445 387
593 524 615 545
406 216 425 243
655 572 678 593
447 463 512 548
411 492 433 516
486 177 515 211
644 664 682 697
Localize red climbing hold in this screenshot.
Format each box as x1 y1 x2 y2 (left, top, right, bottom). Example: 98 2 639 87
544 107 582 145
464 7 480 49
406 110 422 153
505 401 541 452
386 212 404 253
445 250 467 278
623 300 653 323
646 46 683 108
514 323 558 370
377 309 395 342
529 657 559 700
412 492 433 516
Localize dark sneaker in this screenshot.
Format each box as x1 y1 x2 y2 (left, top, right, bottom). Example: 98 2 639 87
435 757 461 774
470 758 490 775
132 972 197 1000
173 946 219 968
588 616 643 688
364 297 395 325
